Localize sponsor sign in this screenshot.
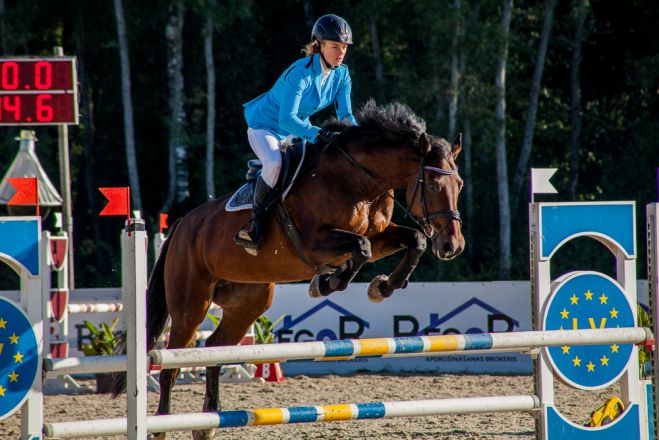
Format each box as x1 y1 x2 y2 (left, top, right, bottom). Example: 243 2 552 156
265 282 533 375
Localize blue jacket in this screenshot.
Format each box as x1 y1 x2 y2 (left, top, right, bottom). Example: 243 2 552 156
243 53 357 142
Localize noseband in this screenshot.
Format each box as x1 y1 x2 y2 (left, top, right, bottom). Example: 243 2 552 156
408 163 462 238
332 140 461 239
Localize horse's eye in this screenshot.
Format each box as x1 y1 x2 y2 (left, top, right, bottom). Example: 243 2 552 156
428 181 439 193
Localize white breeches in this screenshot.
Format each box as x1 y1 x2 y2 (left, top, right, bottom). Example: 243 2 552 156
247 128 282 188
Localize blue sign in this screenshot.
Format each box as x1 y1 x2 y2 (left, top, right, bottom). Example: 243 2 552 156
0 218 40 276
0 297 39 421
540 203 635 259
546 405 640 439
543 272 634 390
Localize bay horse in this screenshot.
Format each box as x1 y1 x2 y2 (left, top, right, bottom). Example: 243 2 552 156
113 100 464 439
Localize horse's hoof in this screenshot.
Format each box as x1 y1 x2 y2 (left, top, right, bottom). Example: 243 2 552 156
367 274 389 303
309 275 323 298
149 432 167 440
192 429 215 440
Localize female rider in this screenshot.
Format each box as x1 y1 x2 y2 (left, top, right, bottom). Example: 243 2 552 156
234 14 358 255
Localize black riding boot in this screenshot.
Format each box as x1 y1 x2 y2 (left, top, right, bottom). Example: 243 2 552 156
234 177 274 255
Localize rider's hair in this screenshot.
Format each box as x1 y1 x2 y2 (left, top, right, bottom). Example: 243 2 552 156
302 40 322 56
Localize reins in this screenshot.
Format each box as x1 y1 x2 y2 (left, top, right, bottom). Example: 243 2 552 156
331 138 461 239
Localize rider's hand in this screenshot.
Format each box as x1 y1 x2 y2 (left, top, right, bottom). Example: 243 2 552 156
316 128 341 145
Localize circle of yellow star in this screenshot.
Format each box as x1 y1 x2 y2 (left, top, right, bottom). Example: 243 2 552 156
570 294 579 305
584 290 594 300
587 361 595 372
9 333 19 344
600 356 609 366
0 317 6 329
572 356 581 367
560 308 569 319
611 344 619 353
609 308 619 319
561 346 570 354
8 371 18 382
13 351 24 363
599 293 608 304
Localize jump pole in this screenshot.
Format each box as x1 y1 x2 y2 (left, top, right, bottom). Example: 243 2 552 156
44 395 540 437
148 328 651 369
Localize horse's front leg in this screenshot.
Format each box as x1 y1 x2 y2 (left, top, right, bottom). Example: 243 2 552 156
308 229 372 298
366 224 427 302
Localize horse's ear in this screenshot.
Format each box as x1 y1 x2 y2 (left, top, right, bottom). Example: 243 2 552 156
419 133 432 157
451 133 462 159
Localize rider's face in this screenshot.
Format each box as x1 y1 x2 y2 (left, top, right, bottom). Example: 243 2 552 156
320 40 348 67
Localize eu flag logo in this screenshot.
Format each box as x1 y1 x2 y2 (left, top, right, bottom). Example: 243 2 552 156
0 297 39 421
543 272 635 390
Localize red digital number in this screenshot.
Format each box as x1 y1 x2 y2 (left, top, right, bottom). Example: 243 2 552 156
35 61 52 90
3 95 21 120
36 94 53 121
1 62 19 90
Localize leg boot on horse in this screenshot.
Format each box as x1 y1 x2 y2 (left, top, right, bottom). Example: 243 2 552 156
234 176 274 255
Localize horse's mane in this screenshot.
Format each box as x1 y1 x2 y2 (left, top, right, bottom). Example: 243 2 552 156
322 99 425 143
321 100 450 158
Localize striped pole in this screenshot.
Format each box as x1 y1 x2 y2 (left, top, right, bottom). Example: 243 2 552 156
149 327 652 369
67 302 124 314
43 394 539 438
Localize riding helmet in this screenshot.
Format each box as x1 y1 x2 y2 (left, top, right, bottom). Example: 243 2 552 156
311 14 353 45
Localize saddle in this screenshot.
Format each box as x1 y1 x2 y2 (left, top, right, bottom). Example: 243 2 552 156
226 138 336 274
226 138 307 212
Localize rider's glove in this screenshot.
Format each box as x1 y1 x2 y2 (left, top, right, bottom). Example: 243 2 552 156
316 128 341 145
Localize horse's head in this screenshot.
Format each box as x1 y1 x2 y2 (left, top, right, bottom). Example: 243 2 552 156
405 133 464 260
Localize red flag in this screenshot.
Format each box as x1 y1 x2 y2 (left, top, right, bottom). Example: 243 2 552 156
99 187 130 217
7 177 38 205
159 213 168 234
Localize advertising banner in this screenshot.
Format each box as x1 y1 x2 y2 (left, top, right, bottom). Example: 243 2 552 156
264 281 534 375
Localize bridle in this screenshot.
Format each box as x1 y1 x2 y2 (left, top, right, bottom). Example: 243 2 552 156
407 163 461 238
331 138 462 239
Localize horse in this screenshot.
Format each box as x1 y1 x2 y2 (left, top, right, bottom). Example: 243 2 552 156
112 100 464 439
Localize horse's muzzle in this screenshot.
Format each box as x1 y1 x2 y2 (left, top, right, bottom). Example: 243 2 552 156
431 229 464 260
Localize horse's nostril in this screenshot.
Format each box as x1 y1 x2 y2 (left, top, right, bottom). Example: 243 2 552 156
442 242 453 253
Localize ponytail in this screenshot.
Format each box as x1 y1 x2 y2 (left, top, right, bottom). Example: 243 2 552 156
302 40 321 57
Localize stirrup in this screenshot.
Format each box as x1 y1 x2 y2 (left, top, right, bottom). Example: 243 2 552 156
234 228 261 256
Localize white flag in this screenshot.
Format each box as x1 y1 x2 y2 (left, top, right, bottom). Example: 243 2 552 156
531 168 558 195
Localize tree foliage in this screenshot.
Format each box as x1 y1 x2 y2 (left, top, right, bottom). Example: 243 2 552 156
0 0 656 287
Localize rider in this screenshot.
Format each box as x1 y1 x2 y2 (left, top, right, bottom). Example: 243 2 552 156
234 14 358 255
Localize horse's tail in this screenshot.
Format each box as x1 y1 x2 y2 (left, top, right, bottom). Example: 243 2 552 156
110 220 181 398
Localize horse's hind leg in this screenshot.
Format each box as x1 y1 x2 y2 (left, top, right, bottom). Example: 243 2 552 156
154 321 208 440
154 280 212 440
192 282 275 440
